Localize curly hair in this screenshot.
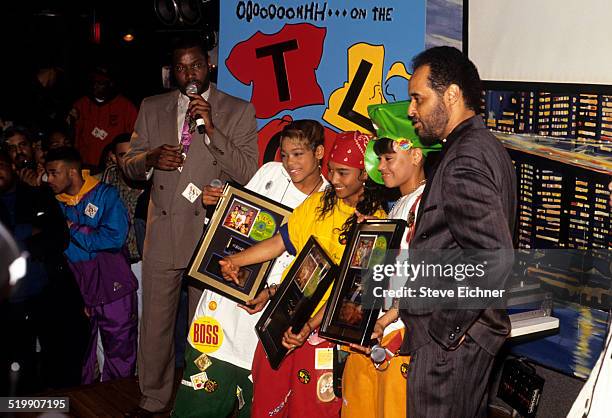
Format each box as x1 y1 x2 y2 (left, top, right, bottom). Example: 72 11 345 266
412 46 482 112
318 176 388 244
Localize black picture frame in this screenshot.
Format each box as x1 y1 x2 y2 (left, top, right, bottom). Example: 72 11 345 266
255 236 338 370
187 183 293 304
319 219 407 346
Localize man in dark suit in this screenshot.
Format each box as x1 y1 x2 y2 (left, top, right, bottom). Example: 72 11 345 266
122 35 258 416
399 47 517 417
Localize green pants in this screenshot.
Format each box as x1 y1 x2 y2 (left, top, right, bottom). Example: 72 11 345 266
172 345 253 418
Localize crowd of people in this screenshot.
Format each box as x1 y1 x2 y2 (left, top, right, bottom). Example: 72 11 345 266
5 33 604 418
1 54 147 396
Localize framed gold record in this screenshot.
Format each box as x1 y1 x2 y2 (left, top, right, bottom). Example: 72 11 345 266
187 183 293 304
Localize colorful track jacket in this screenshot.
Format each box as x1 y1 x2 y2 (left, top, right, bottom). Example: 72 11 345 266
55 172 136 307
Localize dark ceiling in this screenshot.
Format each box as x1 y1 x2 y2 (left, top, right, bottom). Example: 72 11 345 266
0 0 219 111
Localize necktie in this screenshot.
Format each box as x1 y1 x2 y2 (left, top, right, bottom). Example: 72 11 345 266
180 111 196 155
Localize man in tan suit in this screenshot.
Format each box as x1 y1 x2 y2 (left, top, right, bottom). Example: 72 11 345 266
122 35 258 416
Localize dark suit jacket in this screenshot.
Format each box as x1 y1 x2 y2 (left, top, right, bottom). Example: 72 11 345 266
400 115 517 356
123 84 258 269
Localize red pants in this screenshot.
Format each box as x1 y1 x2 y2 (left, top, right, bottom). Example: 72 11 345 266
251 333 342 418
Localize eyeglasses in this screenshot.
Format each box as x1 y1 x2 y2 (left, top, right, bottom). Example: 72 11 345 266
174 62 206 73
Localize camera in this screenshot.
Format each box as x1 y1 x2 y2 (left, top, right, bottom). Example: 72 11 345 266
14 159 37 171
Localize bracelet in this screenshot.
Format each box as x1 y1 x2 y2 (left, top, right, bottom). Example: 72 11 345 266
267 283 277 298
304 321 313 334
266 284 272 298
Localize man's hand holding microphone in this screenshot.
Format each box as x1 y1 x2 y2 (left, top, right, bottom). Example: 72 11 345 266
202 178 224 205
186 81 214 137
145 80 214 172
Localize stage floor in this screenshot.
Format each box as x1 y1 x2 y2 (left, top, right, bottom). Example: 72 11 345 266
16 371 180 418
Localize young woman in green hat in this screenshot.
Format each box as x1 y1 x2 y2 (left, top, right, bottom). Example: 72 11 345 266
341 101 441 418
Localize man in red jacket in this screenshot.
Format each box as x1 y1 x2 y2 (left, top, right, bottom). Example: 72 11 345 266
71 66 138 169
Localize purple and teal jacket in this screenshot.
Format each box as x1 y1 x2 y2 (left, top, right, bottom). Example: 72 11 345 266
55 172 137 307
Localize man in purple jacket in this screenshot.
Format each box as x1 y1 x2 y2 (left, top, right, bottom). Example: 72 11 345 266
46 146 137 384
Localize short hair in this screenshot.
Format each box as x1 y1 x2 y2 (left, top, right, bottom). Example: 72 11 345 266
411 46 482 112
111 133 132 152
45 146 82 169
2 126 32 144
43 123 72 149
280 120 325 151
46 123 71 137
171 33 208 58
89 65 115 82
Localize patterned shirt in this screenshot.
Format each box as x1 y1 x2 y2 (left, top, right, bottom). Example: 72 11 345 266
101 164 142 261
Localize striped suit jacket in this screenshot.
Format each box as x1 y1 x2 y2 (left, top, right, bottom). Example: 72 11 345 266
399 115 517 356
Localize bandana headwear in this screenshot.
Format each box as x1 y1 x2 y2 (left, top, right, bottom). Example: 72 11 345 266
329 131 371 169
365 100 442 184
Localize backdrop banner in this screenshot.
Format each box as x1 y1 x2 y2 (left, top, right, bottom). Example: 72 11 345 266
218 0 426 165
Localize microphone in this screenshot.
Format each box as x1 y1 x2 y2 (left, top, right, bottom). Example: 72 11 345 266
205 179 224 220
186 81 206 134
369 338 393 366
370 344 387 364
210 178 223 188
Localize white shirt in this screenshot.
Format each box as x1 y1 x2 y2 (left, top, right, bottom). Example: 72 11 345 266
177 88 210 146
190 161 329 370
388 184 425 246
146 88 211 179
381 184 426 336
